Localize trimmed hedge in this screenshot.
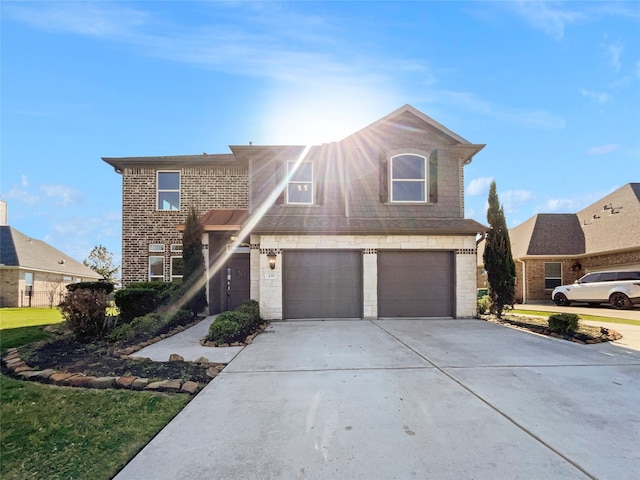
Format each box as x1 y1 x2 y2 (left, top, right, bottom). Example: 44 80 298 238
548 313 580 335
66 281 115 294
206 300 262 346
114 282 179 323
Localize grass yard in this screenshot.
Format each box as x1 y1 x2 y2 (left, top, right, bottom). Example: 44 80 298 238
1 375 190 480
0 307 193 480
0 307 64 330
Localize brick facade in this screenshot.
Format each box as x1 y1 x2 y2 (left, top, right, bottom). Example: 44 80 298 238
120 166 248 285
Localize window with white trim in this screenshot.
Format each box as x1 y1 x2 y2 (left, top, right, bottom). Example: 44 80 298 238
390 154 427 202
170 256 184 282
286 161 313 204
149 256 164 281
170 244 183 253
544 262 562 289
149 244 165 252
157 171 180 211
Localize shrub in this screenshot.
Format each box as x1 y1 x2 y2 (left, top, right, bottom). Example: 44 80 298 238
66 281 115 294
114 282 180 323
548 313 579 335
131 313 164 335
59 288 110 341
155 309 193 336
207 318 243 346
477 295 491 315
106 323 134 342
114 288 157 323
235 299 261 325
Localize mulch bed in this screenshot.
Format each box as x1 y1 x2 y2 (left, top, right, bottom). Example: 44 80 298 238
482 313 622 344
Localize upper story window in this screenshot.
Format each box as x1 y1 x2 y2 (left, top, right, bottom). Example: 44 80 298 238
390 154 427 203
149 244 165 252
157 171 180 211
286 161 313 205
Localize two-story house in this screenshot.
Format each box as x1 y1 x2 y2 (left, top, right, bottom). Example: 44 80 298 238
103 105 487 320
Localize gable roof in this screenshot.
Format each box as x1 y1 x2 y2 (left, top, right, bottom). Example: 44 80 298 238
0 226 102 279
342 104 485 164
508 183 639 259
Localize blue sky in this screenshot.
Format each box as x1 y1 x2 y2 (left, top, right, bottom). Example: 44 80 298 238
2 1 639 272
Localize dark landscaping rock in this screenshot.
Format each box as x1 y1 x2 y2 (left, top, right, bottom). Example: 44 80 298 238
169 354 184 362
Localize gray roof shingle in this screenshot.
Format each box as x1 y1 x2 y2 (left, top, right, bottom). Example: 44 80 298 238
0 226 102 279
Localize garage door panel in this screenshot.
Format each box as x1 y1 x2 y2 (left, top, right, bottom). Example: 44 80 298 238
284 250 362 319
378 251 453 317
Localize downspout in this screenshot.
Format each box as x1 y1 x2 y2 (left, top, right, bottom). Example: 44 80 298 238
517 258 526 304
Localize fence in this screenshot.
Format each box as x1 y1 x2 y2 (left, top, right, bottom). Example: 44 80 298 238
20 290 66 308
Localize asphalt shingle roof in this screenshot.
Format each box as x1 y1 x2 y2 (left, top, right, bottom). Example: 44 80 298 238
508 183 639 258
0 226 102 279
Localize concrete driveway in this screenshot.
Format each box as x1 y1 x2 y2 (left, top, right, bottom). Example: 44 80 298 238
115 319 640 480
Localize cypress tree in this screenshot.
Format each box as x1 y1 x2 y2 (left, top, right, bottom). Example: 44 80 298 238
181 207 208 316
483 181 516 317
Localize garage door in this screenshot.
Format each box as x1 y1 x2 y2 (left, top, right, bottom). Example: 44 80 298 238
283 250 362 319
378 251 454 317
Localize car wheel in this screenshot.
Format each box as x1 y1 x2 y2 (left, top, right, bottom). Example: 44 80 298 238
609 292 632 310
554 293 570 306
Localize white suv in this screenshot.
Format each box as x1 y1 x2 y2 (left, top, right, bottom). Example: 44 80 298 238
552 270 640 310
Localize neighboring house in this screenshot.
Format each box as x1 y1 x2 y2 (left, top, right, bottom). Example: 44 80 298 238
0 225 103 307
103 105 487 320
478 183 640 303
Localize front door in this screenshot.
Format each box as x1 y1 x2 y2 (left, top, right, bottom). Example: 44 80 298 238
226 254 250 311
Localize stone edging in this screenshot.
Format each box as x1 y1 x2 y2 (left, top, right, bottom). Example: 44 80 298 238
1 318 221 395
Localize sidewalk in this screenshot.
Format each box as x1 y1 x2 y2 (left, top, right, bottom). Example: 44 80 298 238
130 315 244 364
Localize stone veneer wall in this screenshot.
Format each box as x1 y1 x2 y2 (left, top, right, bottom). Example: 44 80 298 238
121 166 248 285
250 234 478 320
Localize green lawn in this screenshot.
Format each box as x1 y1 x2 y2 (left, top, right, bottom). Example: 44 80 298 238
511 309 640 327
0 307 192 479
1 375 190 480
0 308 64 330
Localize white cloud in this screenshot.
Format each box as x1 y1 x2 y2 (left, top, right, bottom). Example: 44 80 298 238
580 88 609 103
501 190 533 214
422 89 565 129
2 187 40 206
543 197 577 212
40 185 83 207
587 144 619 155
511 1 585 40
4 2 148 38
21 175 29 187
608 41 624 72
467 177 494 196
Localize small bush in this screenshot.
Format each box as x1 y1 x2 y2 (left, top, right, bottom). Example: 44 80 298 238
155 309 193 336
477 295 491 315
114 288 158 323
235 299 261 324
207 318 243 346
131 313 164 335
106 323 134 342
548 313 580 335
59 288 110 341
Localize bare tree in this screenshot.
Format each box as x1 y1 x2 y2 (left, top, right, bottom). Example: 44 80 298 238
43 274 65 308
